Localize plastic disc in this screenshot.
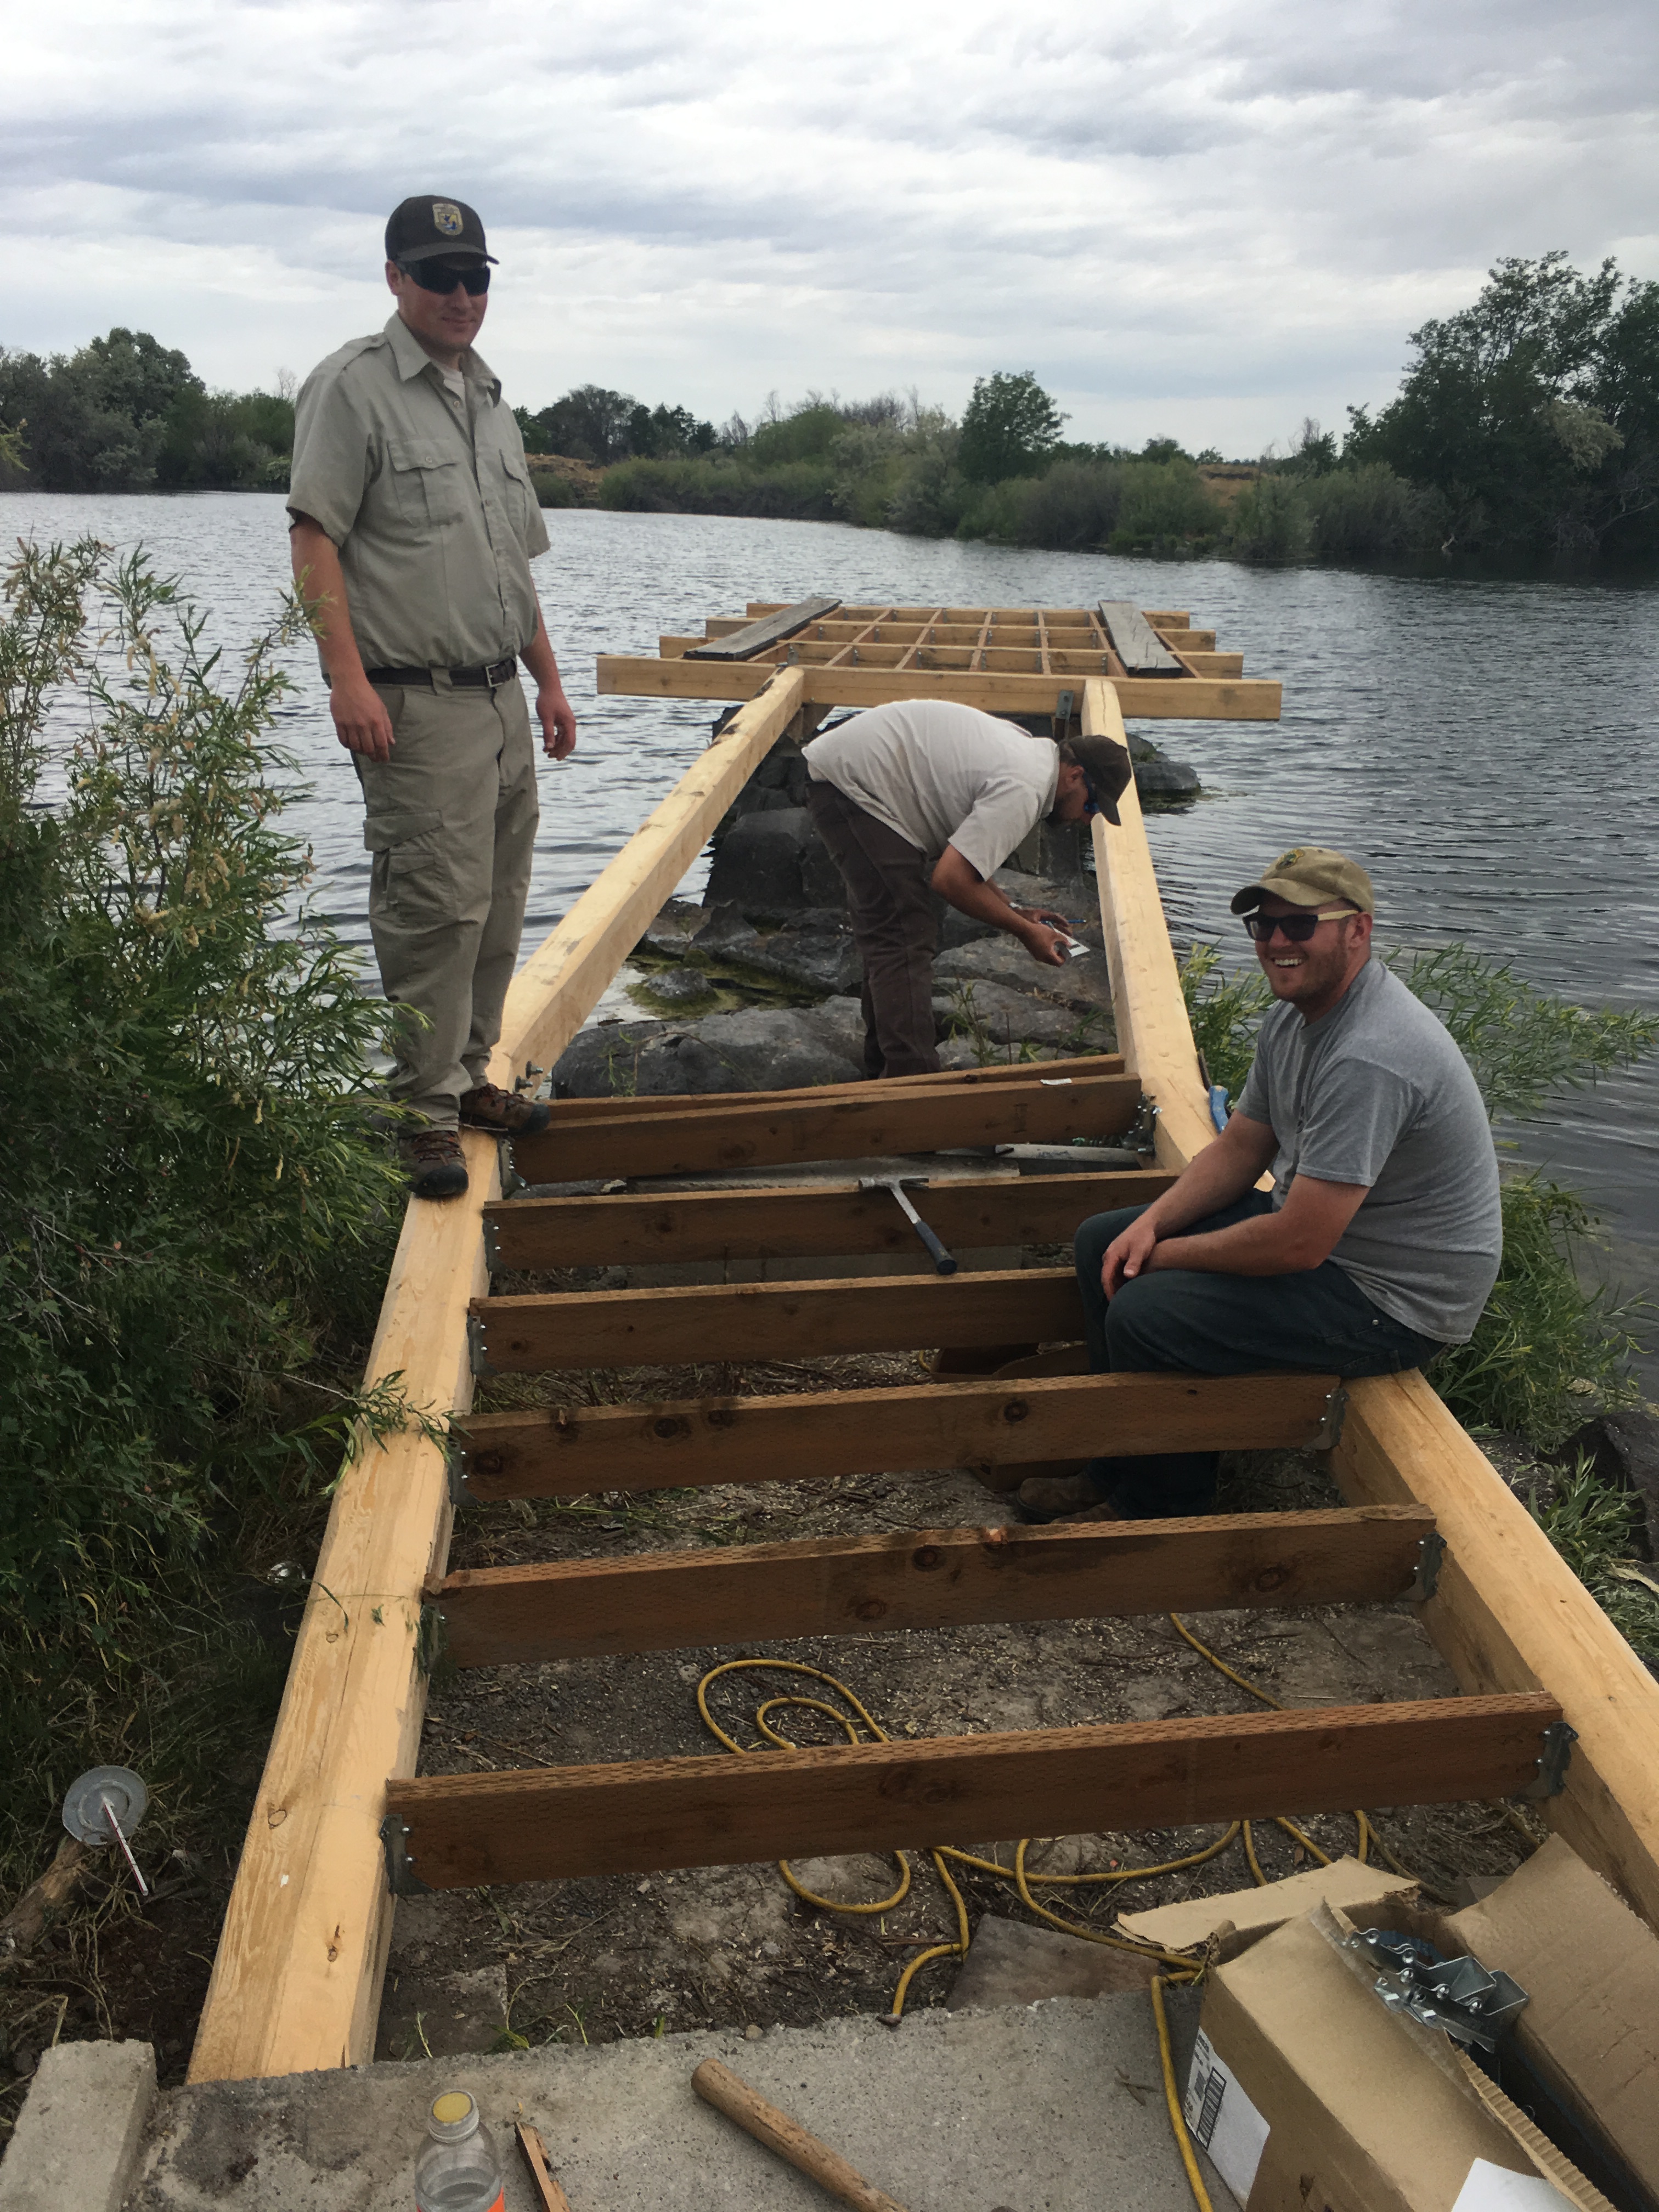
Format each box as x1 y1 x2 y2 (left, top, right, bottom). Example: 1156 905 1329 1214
61 1766 149 1846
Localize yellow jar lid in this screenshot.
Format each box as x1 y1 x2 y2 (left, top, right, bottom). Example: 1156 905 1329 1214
432 2092 473 2126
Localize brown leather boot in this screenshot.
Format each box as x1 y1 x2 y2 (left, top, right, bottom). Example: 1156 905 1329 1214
398 1126 469 1200
458 1081 552 1136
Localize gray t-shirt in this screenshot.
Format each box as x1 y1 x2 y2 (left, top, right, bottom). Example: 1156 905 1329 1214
1235 957 1501 1344
806 699 1058 881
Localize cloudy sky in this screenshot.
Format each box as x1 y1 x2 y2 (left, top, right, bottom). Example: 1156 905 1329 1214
7 0 1657 454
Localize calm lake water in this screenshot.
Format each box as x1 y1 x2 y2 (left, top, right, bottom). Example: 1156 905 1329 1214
5 491 1656 1365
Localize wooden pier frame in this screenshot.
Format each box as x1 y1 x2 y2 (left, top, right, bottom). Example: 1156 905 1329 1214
188 605 1659 2089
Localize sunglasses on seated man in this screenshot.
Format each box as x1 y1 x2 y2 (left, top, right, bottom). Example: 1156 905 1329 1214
398 258 492 296
1242 906 1358 943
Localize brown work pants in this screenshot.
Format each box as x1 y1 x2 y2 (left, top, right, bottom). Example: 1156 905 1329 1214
807 780 940 1077
354 676 539 1127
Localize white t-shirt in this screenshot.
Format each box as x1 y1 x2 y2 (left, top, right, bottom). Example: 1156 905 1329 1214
806 700 1058 880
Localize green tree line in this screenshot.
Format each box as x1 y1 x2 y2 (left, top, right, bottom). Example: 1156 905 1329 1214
5 252 1657 563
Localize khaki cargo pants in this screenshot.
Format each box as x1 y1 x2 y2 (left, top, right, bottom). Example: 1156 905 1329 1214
354 675 538 1127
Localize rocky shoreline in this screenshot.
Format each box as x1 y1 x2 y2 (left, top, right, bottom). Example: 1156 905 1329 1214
550 719 1198 1099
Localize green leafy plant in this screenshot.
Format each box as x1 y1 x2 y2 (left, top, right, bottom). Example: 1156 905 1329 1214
1529 1458 1659 1666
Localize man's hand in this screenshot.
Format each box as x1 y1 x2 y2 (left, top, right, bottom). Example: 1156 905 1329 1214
1018 918 1070 968
537 685 577 760
330 672 397 761
1103 1213 1162 1297
1018 905 1075 934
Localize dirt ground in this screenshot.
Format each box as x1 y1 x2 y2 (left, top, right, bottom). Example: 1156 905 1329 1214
0 1306 1548 2103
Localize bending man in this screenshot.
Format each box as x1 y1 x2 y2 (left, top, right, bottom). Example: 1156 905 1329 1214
805 698 1132 1077
1019 846 1502 1522
288 193 577 1200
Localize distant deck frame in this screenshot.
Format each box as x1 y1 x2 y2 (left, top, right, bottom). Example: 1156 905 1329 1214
187 612 1659 2086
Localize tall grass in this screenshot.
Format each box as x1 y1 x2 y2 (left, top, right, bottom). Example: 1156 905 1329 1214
0 541 415 1893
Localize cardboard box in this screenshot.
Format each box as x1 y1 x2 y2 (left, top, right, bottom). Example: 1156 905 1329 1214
1185 1901 1612 2212
1118 1854 1417 1954
1446 1836 1659 2208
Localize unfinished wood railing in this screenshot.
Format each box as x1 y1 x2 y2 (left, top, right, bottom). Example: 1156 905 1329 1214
188 619 1659 2090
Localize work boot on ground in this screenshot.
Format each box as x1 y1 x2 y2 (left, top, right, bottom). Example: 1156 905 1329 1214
399 1126 470 1200
458 1081 552 1136
1015 1471 1118 1522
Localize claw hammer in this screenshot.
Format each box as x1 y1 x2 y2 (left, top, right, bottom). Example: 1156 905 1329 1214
857 1176 957 1275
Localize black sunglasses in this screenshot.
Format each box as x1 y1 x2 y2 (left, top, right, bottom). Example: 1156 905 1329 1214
1242 907 1357 943
399 260 491 297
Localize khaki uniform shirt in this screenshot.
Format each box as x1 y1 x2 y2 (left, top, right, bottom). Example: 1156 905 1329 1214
288 314 550 671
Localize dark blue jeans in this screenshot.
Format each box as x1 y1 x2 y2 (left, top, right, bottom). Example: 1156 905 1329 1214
1073 1194 1441 1517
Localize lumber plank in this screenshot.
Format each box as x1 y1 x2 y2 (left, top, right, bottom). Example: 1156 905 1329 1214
507 1074 1141 1183
596 655 1283 722
456 1367 1338 1498
433 1505 1434 1663
538 1054 1128 1124
1085 679 1219 1174
1333 1372 1659 1931
385 1694 1560 1885
482 1168 1172 1272
189 674 811 2084
471 1267 1085 1372
1098 602 1185 677
686 597 841 661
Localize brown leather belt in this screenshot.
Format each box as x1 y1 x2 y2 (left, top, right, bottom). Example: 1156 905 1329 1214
364 657 517 689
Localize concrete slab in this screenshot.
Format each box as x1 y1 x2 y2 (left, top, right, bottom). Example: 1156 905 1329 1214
0 2039 155 2212
125 1996 1236 2211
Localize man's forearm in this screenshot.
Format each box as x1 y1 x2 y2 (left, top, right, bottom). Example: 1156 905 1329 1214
1140 1135 1263 1237
520 606 563 692
1147 1211 1316 1277
290 518 366 682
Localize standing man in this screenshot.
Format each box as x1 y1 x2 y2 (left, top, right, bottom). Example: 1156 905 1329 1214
288 194 577 1199
805 698 1132 1077
1018 848 1503 1522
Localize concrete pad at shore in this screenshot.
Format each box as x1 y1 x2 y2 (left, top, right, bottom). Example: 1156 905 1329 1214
120 1995 1234 2211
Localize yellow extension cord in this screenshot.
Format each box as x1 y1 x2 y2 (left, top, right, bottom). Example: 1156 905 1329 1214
697 1617 1419 2210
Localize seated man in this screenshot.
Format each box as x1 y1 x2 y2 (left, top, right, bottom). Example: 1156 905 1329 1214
805 698 1132 1077
1019 845 1502 1522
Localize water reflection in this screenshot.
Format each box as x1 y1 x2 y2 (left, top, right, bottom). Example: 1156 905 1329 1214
4 492 1654 1355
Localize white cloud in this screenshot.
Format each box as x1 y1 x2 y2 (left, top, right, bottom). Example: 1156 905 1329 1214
4 0 1656 453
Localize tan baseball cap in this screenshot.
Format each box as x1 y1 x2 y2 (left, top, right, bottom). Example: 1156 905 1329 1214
1229 845 1375 916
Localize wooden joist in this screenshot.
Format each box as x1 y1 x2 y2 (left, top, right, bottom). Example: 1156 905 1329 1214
1098 602 1185 678
596 655 1283 723
686 596 841 660
433 1505 1435 1664
457 1367 1338 1499
384 1693 1561 1887
533 1053 1127 1124
472 1267 1084 1373
507 1073 1139 1183
482 1167 1172 1273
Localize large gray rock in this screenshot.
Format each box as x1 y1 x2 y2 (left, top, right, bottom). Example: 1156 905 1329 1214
703 807 819 911
934 933 1114 1015
551 1002 866 1098
1135 756 1201 800
689 905 862 996
934 978 1111 1054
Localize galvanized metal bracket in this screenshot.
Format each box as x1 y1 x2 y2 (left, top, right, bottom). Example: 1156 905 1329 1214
415 1602 448 1680
1125 1096 1160 1155
497 1138 528 1199
1053 687 1075 736
444 1444 469 1512
1306 1387 1348 1452
513 1060 546 1097
379 1813 433 1898
480 1213 501 1274
1408 1530 1447 1603
1520 1718 1578 1801
467 1312 494 1378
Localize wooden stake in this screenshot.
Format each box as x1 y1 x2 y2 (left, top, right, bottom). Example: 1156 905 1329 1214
691 2058 909 2212
515 2122 574 2212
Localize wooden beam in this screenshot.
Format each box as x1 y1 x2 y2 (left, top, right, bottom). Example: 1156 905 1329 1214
472 1267 1085 1373
686 597 841 661
596 655 1283 723
456 1367 1338 1498
482 1167 1171 1272
435 1505 1434 1664
1085 679 1218 1175
189 674 811 2085
507 1074 1141 1183
1098 603 1184 678
535 1053 1127 1125
1333 1373 1659 1932
385 1694 1561 1886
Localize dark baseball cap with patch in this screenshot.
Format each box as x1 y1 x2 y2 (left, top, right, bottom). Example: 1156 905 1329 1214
385 196 497 266
1060 736 1133 827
